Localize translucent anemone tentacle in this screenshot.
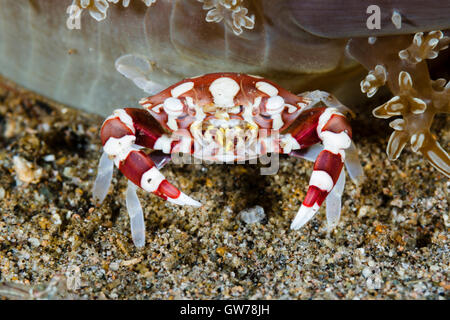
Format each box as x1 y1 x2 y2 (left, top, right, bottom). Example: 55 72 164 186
326 170 345 231
420 135 450 177
344 142 365 184
115 54 166 95
92 151 114 204
125 181 146 248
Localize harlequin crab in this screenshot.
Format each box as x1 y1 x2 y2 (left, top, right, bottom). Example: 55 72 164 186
93 73 363 247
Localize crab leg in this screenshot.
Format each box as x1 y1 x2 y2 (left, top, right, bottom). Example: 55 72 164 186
290 144 361 230
286 107 354 230
92 151 115 204
99 108 201 207
125 181 146 248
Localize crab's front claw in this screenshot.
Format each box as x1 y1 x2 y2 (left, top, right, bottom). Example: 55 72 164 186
117 148 201 207
290 108 355 230
97 108 201 207
291 149 345 230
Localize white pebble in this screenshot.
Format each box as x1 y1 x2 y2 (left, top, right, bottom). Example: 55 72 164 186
52 212 62 225
109 261 120 271
43 154 55 162
28 237 40 247
362 267 372 278
239 206 265 224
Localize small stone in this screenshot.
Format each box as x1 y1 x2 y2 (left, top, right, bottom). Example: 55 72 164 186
390 198 403 208
239 205 265 224
28 237 40 247
362 267 371 278
357 205 372 217
121 257 142 267
66 265 81 291
109 262 120 271
216 246 227 257
43 154 55 162
51 212 62 225
13 155 42 184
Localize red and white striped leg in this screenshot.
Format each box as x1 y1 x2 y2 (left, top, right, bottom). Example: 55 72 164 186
98 108 200 207
290 108 353 230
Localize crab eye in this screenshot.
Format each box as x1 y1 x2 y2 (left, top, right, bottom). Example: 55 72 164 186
265 96 285 115
163 97 184 115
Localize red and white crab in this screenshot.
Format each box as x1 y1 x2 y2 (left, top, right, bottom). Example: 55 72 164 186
93 73 363 247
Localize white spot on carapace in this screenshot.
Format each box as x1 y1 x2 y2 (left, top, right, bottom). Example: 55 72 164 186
209 77 240 108
141 167 165 192
265 96 285 114
368 36 377 44
255 81 278 96
162 98 184 131
309 170 334 192
163 97 184 115
171 82 194 98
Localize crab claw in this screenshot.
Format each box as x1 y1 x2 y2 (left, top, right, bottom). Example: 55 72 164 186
99 108 201 207
291 203 321 230
118 149 201 207
290 107 356 230
290 147 358 230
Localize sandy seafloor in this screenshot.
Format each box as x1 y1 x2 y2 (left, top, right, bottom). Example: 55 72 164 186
0 76 448 300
